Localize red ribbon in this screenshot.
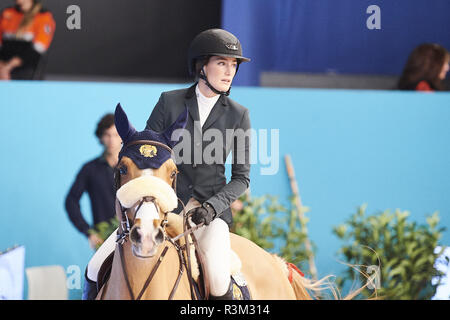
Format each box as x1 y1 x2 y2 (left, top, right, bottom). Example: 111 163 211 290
287 262 304 283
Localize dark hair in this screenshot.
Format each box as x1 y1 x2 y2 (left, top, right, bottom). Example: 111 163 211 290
193 55 211 80
398 43 450 91
95 113 115 139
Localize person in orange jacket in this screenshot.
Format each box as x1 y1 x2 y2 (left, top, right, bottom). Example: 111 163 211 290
0 0 55 80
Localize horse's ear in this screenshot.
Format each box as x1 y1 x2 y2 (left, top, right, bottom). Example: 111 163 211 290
115 103 137 143
163 107 188 148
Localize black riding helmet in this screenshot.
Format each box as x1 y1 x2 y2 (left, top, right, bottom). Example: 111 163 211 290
188 29 250 96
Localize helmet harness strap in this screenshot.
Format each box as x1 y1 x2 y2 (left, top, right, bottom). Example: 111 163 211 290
199 66 231 96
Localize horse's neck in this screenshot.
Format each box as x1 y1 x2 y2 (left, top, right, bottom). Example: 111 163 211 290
119 241 159 272
112 240 187 299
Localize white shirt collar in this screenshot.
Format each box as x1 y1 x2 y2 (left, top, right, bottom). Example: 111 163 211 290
196 84 220 106
196 85 220 127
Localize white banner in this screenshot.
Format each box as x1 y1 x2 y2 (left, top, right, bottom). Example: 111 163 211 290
0 246 25 300
432 246 450 300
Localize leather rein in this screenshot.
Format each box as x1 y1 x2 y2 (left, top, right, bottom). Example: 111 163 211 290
107 139 203 300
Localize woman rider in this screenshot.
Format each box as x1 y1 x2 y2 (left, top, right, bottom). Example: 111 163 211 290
145 28 251 300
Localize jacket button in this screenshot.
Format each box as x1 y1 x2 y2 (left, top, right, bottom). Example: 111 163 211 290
188 185 193 189
195 142 201 147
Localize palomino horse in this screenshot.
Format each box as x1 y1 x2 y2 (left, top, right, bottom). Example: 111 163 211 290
97 105 314 300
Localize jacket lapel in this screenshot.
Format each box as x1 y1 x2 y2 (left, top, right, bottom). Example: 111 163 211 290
184 84 202 135
202 94 228 131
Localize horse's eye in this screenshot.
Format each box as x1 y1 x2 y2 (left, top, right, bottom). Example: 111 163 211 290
119 166 127 175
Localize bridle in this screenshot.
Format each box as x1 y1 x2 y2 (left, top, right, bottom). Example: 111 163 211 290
113 196 204 300
107 139 204 300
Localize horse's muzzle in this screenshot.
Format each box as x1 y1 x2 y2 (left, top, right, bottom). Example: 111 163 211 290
130 225 165 258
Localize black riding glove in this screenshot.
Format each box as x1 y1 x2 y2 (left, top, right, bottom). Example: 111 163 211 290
189 202 216 226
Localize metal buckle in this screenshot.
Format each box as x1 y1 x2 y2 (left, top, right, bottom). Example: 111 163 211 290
116 211 131 244
121 211 131 231
116 232 127 245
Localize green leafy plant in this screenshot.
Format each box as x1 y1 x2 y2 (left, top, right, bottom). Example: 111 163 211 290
333 204 447 299
231 194 316 274
231 194 285 250
280 197 316 270
88 217 119 250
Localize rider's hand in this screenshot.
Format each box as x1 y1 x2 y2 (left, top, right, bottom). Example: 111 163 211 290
189 203 216 226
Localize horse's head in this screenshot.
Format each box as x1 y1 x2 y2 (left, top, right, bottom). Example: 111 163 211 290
113 104 187 258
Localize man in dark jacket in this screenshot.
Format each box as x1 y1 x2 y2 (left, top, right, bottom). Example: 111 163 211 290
65 114 122 250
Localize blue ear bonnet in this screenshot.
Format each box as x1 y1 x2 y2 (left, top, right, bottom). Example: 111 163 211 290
114 103 188 169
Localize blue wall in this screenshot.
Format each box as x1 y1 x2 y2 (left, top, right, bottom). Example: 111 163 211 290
0 81 449 299
222 0 450 85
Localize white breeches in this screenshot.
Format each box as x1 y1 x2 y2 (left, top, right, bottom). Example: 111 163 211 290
86 198 231 296
187 198 231 296
87 228 117 282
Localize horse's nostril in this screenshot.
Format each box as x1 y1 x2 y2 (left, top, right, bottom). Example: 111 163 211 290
154 228 165 244
130 227 141 243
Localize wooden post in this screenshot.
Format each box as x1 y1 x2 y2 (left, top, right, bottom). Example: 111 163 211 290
285 154 318 280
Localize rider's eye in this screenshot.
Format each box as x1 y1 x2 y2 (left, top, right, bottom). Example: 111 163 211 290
170 171 177 179
119 166 127 175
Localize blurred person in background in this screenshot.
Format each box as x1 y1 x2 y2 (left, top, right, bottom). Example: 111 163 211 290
0 0 55 80
398 43 450 92
65 114 122 251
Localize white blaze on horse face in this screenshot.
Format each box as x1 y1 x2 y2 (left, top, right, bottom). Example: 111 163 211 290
132 201 161 257
135 201 159 225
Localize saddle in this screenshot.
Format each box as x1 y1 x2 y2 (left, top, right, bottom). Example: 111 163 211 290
97 251 114 293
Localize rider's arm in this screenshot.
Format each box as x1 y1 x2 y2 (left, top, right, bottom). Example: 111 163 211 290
206 109 251 217
145 93 166 132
